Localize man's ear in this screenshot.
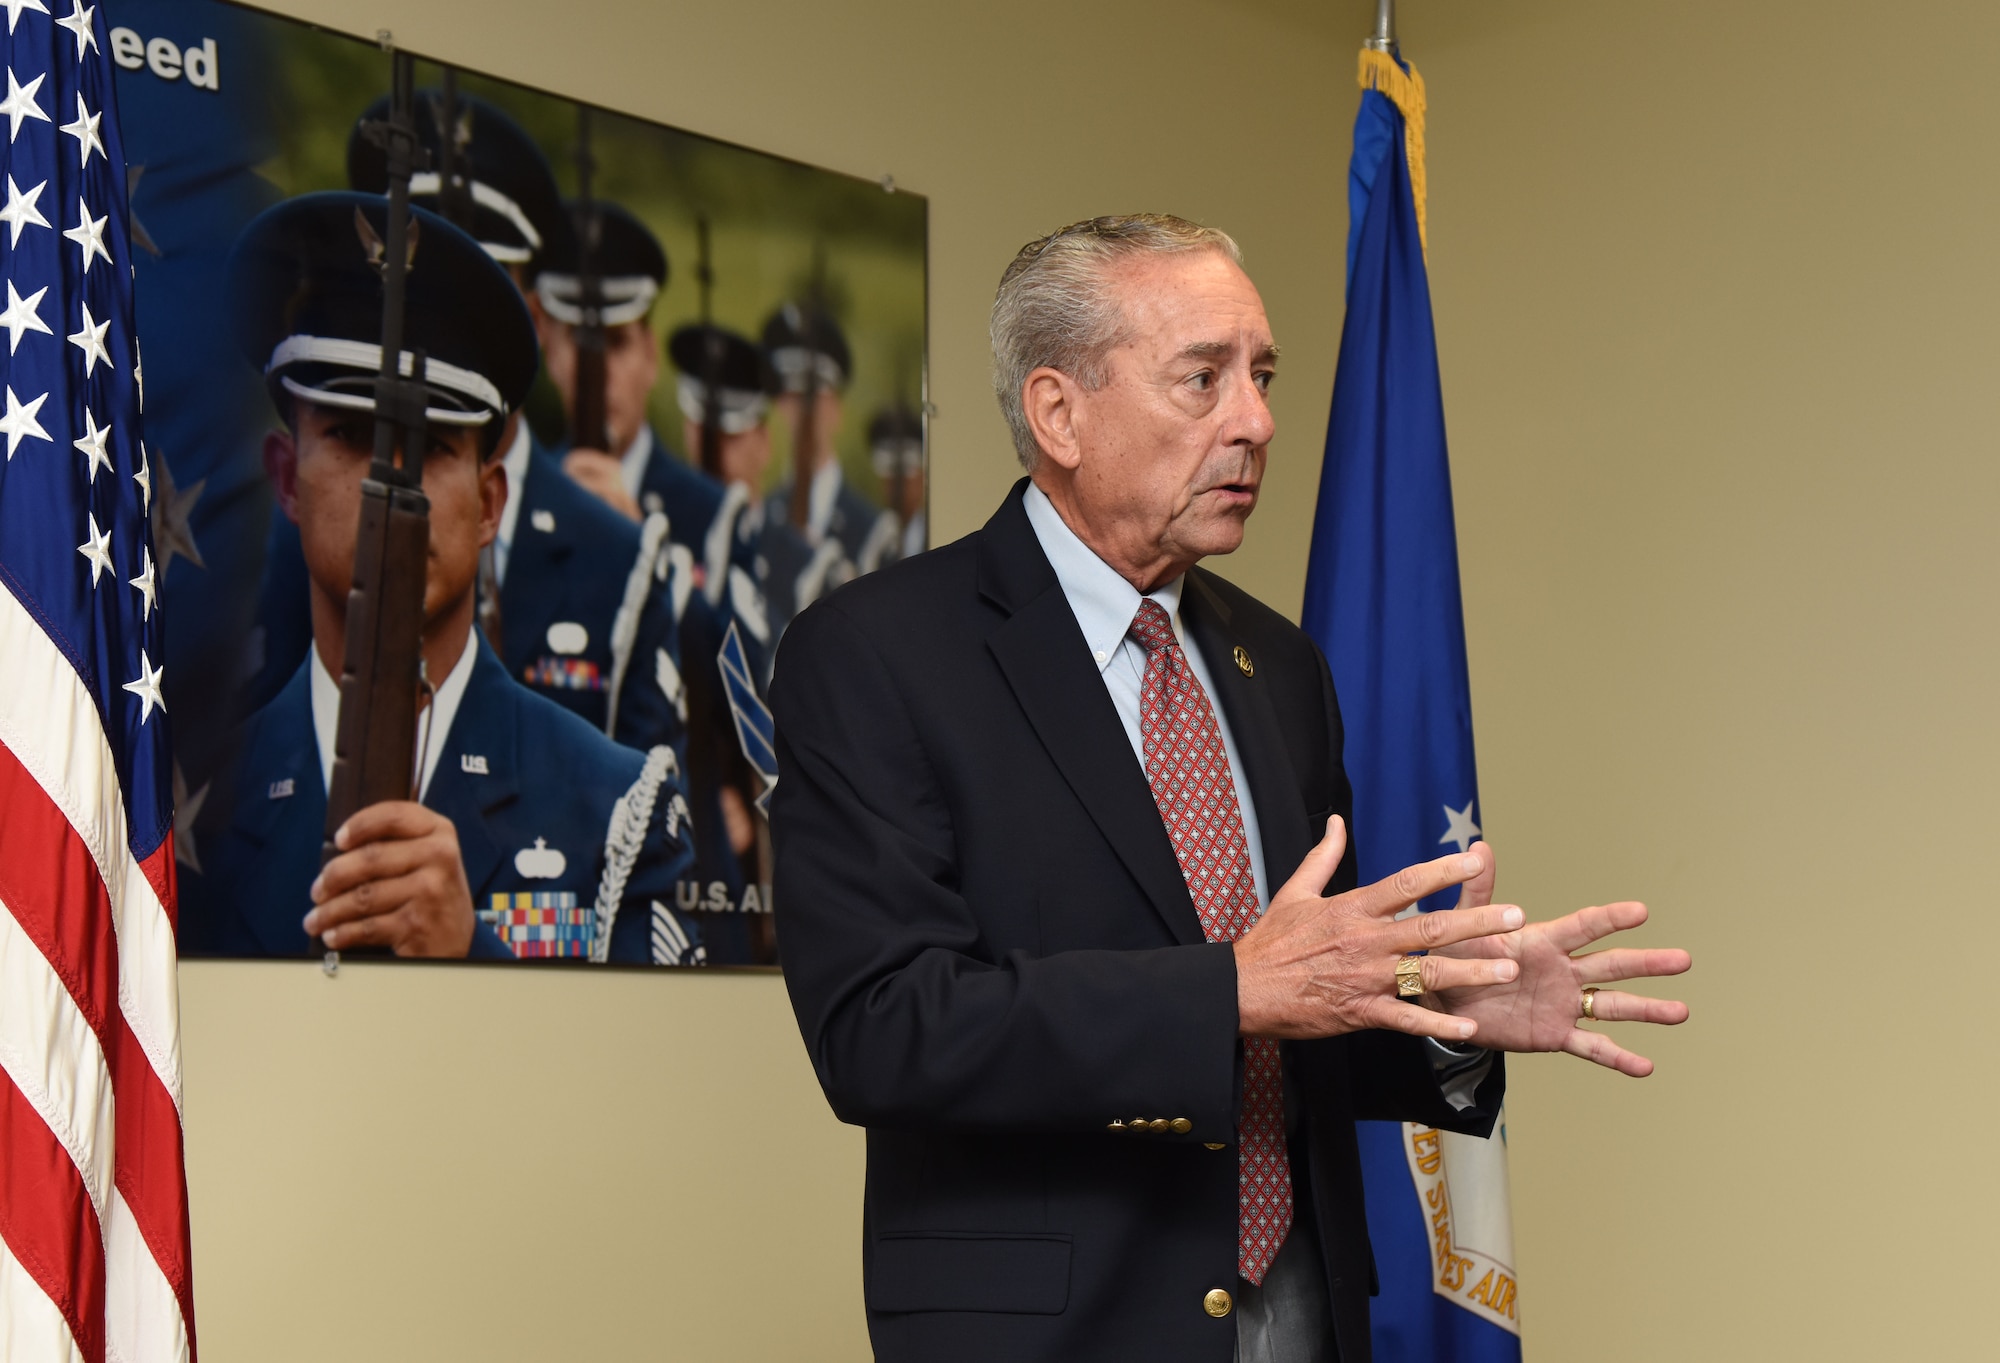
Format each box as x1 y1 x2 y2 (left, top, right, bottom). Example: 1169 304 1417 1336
1022 368 1082 471
478 447 507 549
263 427 302 525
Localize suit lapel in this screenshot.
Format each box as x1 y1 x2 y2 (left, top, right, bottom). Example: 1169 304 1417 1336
421 638 521 896
978 485 1204 946
1181 570 1312 898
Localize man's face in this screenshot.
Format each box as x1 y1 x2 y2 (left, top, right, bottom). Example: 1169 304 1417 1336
270 401 503 628
683 417 773 493
1041 249 1277 583
539 315 661 454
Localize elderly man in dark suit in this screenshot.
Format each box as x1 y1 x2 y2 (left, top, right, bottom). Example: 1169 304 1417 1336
770 215 1690 1362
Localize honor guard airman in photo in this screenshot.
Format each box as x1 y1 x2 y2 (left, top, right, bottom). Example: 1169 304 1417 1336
180 191 706 965
659 321 788 945
866 403 927 568
533 203 776 952
348 90 691 759
763 302 897 577
550 208 757 587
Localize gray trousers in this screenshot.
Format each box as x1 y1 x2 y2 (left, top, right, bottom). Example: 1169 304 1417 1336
1234 1216 1336 1363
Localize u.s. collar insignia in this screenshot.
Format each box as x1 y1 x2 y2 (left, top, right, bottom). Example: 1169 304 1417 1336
1232 645 1254 677
514 837 567 879
267 777 295 800
460 753 490 775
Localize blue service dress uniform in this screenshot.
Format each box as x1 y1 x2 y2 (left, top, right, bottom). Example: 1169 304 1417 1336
765 465 895 579
613 428 773 954
501 436 687 754
180 636 704 964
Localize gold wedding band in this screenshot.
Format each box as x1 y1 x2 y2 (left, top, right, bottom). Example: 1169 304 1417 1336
1395 955 1424 999
1580 986 1599 1021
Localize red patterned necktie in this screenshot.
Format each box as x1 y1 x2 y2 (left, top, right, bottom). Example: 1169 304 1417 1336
1128 598 1291 1286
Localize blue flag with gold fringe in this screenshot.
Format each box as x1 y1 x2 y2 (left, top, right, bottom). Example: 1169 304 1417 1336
1299 48 1524 1361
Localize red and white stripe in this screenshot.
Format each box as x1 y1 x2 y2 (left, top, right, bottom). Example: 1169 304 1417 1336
0 580 195 1362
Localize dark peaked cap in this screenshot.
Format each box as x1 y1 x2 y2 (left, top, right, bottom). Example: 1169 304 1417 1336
536 201 668 327
668 323 775 433
762 301 851 392
229 191 541 426
347 89 565 273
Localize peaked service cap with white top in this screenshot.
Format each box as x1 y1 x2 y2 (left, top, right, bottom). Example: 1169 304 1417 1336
227 190 541 428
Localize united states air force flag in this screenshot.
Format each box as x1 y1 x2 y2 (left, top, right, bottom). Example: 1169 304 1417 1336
1299 47 1521 1360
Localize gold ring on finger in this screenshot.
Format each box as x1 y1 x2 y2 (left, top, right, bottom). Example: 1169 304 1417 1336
1580 986 1599 1021
1395 954 1424 999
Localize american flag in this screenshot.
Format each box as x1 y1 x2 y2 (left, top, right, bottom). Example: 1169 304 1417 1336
0 2 196 1360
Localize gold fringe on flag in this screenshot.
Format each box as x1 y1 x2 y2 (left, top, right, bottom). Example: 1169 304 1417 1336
1357 47 1428 255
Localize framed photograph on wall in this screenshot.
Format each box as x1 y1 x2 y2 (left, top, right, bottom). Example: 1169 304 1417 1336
118 0 928 969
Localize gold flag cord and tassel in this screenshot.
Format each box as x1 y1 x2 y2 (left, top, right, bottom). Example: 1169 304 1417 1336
1357 47 1428 255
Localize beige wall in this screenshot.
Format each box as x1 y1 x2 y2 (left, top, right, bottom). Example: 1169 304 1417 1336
181 1 1998 1359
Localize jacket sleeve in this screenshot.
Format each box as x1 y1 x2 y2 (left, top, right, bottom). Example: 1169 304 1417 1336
771 600 1242 1140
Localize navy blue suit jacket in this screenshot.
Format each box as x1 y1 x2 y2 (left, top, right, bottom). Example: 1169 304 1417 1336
770 484 1503 1362
181 635 703 964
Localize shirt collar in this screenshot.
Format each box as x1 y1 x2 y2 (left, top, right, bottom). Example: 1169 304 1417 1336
618 424 654 500
493 416 534 584
310 629 480 805
1022 483 1183 674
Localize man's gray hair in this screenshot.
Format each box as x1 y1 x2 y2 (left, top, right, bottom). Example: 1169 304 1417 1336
990 214 1243 472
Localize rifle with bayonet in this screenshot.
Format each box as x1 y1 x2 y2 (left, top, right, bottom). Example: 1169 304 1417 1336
694 214 723 478
569 107 612 454
787 244 826 531
430 68 473 229
322 48 434 968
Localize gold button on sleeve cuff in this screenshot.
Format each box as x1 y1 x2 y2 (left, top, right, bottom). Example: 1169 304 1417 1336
1203 1141 1227 1150
1169 1117 1192 1134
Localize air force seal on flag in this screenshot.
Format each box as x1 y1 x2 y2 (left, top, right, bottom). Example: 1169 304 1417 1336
1402 1119 1520 1333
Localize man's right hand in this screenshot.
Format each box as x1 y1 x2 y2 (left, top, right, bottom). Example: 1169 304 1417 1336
1234 817 1522 1042
563 447 641 522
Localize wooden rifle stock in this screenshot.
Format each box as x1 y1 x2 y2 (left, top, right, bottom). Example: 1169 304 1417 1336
787 340 818 530
695 216 723 477
322 50 433 952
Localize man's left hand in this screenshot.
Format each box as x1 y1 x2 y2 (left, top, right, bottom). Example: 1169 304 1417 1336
1428 842 1692 1076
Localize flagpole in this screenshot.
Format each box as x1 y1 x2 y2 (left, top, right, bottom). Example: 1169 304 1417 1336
1365 0 1397 53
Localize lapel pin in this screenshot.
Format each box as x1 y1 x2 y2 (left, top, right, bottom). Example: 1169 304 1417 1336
530 509 556 533
1233 646 1254 677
